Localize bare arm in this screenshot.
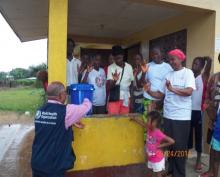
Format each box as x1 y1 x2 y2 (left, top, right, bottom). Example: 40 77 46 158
81 71 89 83
108 80 117 89
135 74 144 88
143 82 165 99
166 80 193 96
130 117 146 128
158 135 175 149
147 90 164 99
202 57 212 82
65 99 92 129
130 81 134 113
169 87 193 96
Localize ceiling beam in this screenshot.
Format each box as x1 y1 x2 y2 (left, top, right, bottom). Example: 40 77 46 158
68 34 121 45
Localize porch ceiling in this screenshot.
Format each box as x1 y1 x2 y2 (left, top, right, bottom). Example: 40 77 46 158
0 0 203 43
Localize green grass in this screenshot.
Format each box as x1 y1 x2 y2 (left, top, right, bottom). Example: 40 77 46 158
0 87 45 113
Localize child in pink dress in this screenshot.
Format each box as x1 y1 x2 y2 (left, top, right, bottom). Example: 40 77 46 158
131 111 175 177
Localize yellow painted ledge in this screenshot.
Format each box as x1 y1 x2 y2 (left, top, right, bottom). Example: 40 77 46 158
70 115 145 171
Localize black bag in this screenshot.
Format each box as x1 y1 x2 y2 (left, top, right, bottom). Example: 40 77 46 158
109 67 124 102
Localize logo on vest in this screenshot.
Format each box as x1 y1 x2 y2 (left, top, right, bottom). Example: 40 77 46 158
35 111 41 119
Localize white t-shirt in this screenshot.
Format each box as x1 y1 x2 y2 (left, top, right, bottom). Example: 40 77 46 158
144 62 173 100
66 57 81 86
192 74 204 110
107 62 134 99
159 67 196 120
87 68 106 106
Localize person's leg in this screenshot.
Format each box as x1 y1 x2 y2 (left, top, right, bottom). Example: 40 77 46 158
147 161 154 177
200 130 215 176
172 120 191 177
119 100 130 114
147 169 153 177
213 150 220 177
209 148 215 175
108 101 120 114
156 171 162 177
163 118 174 175
194 111 203 170
188 111 194 152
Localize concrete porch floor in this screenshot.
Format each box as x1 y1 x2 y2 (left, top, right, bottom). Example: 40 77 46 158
0 123 213 177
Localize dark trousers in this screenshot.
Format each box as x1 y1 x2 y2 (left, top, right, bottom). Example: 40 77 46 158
164 118 191 177
188 110 202 152
32 171 65 177
92 105 106 114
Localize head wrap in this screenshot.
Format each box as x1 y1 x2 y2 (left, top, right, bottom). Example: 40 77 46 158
168 49 186 61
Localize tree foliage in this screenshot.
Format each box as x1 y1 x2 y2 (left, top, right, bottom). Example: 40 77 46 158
9 68 29 80
28 63 47 77
0 72 8 81
7 63 47 80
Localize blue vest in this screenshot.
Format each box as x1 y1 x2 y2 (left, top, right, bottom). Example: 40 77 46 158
214 111 220 141
31 103 76 175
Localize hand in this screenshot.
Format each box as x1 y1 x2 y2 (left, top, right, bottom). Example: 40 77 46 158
112 69 120 82
79 63 87 74
74 121 85 129
141 63 149 73
130 116 138 121
166 80 173 92
133 68 138 77
143 81 151 92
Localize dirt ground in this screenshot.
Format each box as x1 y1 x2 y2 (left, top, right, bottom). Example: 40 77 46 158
0 111 34 125
0 111 34 177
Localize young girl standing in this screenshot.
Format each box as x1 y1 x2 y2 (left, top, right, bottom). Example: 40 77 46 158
131 111 175 177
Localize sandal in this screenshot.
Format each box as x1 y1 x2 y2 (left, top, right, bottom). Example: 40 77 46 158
198 171 214 177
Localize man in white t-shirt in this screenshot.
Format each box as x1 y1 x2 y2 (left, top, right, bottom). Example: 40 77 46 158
145 49 195 177
66 38 81 87
143 47 173 121
81 55 106 114
107 45 134 114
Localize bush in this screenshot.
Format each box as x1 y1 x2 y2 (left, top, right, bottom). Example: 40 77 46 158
16 79 35 86
35 80 44 88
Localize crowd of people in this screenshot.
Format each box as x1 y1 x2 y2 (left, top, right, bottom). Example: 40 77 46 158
32 38 220 177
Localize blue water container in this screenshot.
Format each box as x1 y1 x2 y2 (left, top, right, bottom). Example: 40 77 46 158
70 84 94 115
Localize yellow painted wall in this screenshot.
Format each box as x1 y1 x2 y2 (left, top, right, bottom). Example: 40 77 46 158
70 116 145 171
122 11 215 69
159 0 220 72
48 0 68 85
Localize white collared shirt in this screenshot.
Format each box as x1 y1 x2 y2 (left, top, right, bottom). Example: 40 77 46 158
66 57 81 86
107 62 134 99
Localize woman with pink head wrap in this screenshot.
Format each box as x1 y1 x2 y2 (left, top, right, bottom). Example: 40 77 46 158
168 49 186 71
144 49 196 177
